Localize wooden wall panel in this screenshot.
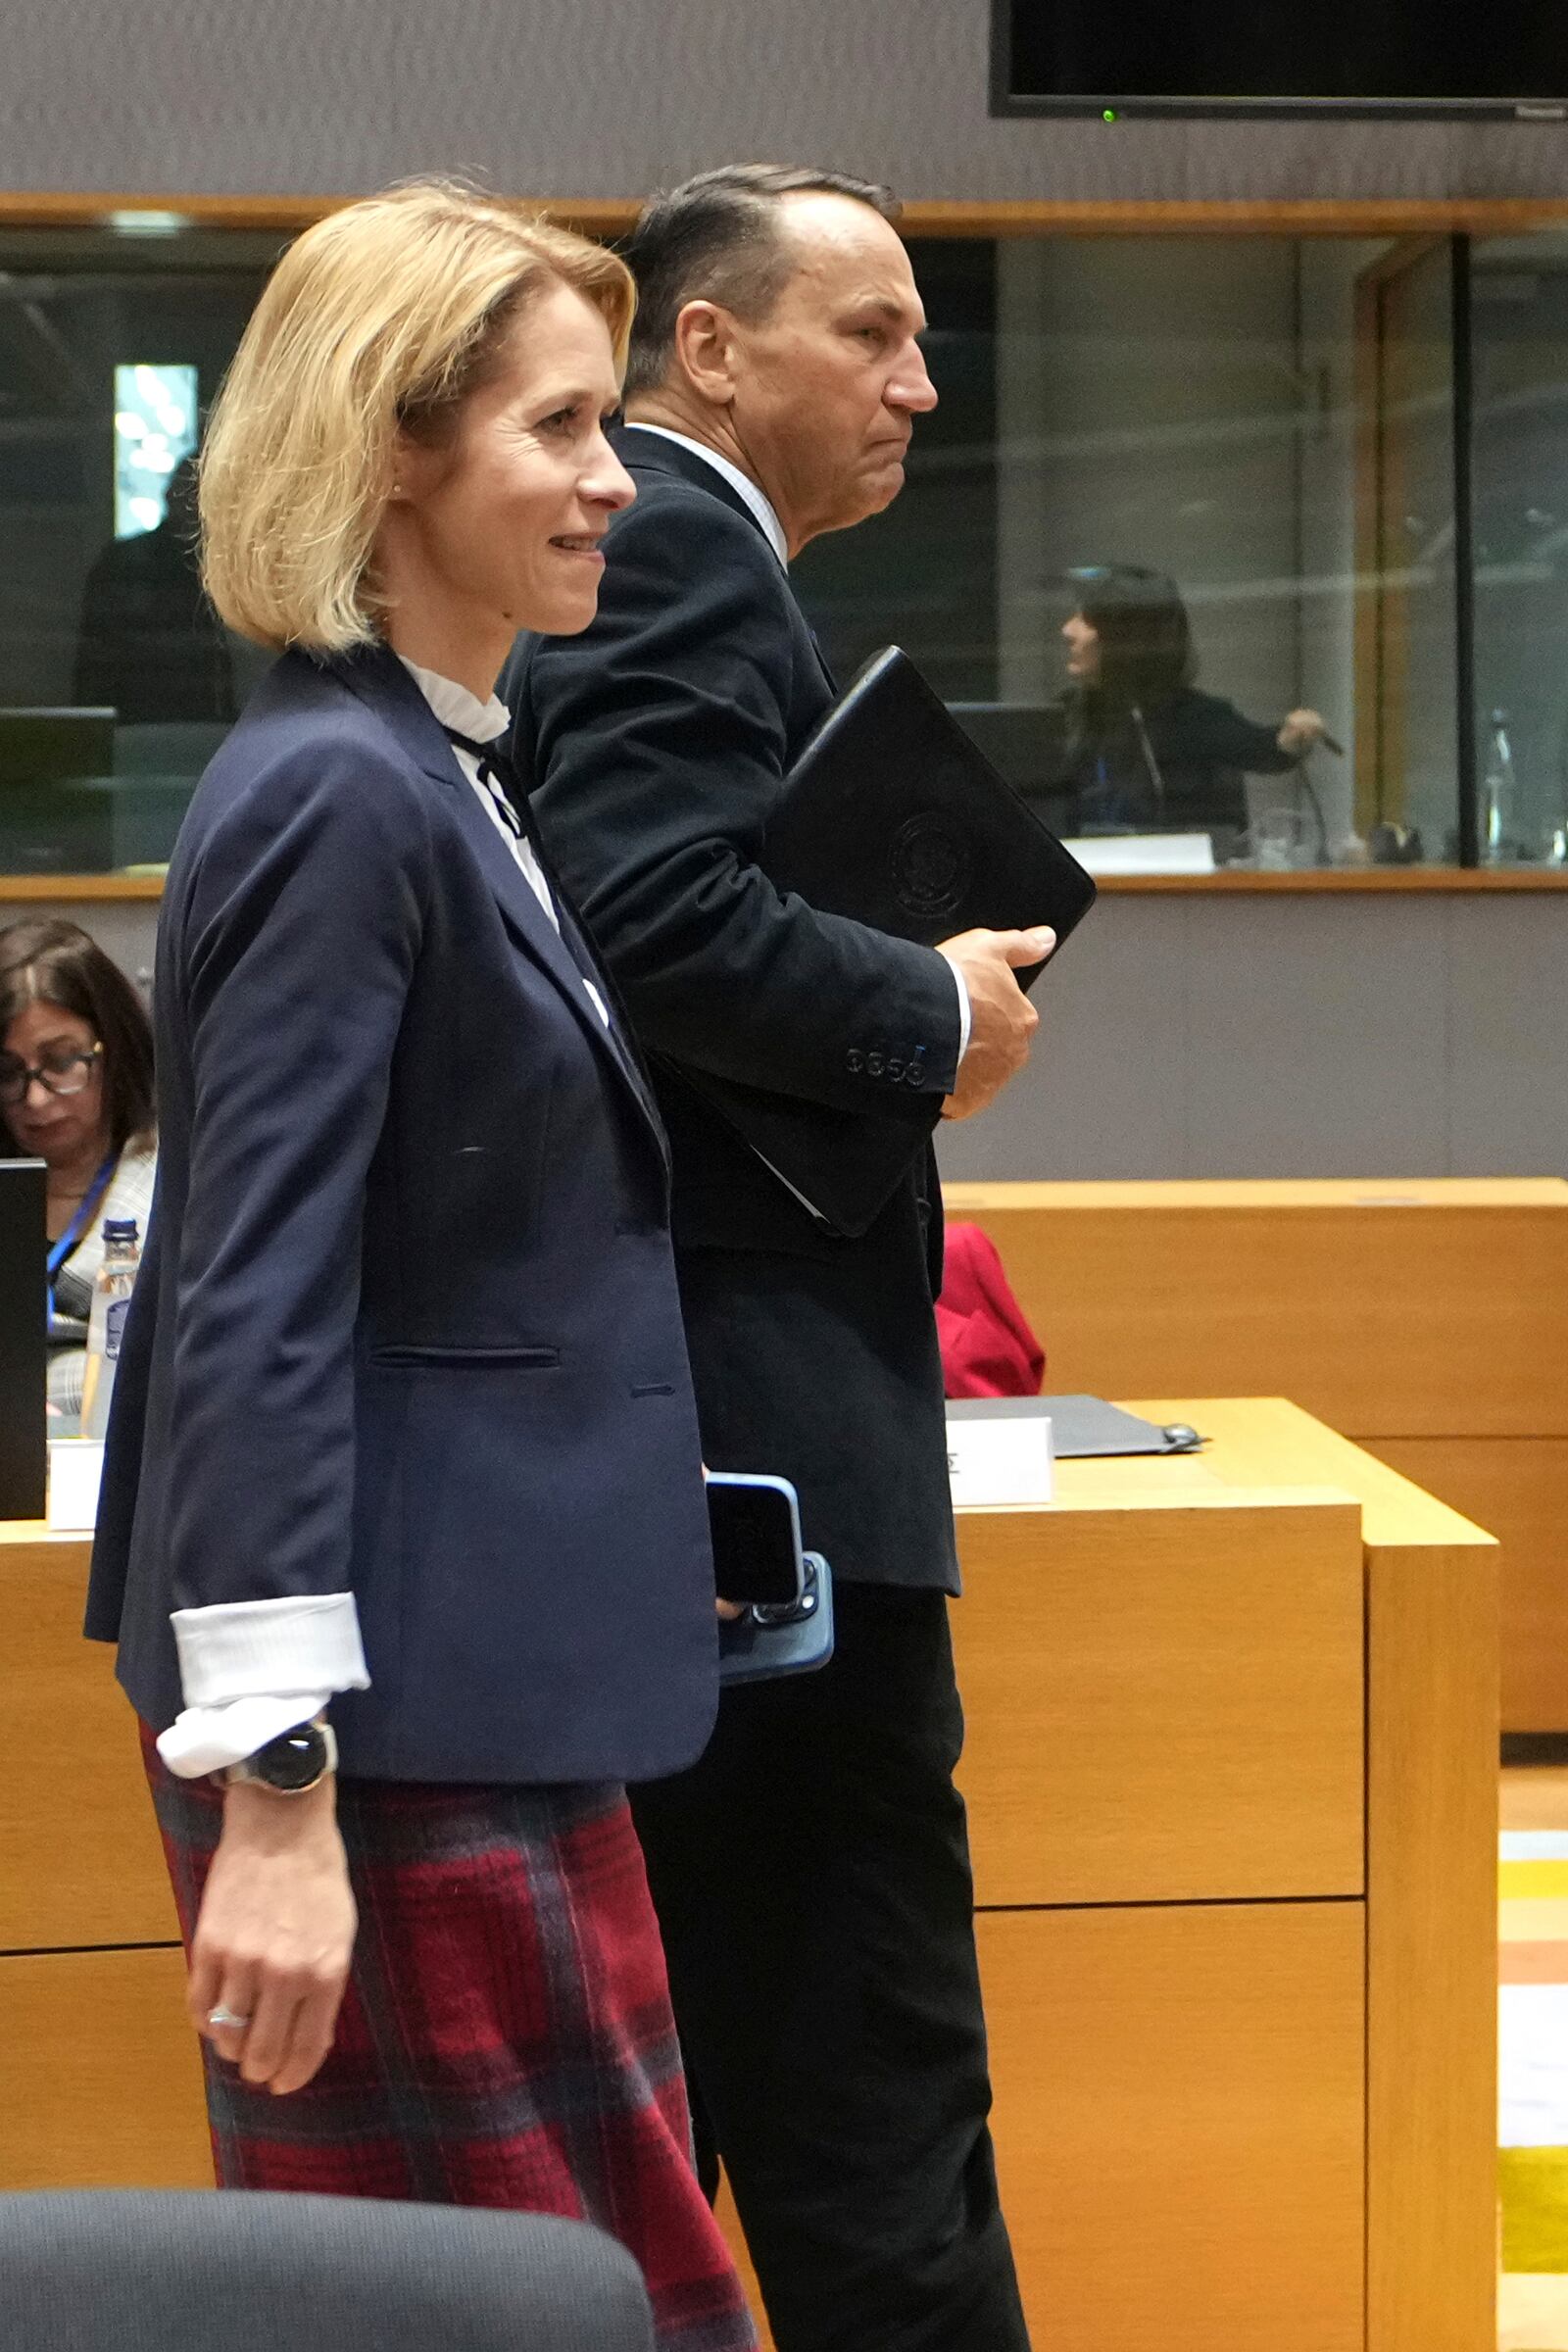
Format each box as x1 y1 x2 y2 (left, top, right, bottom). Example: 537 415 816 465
0 1947 211 2189
942 1180 1568 1440
1367 1437 1568 1733
979 1902 1366 2352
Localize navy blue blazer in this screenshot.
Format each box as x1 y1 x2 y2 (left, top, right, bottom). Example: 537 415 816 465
85 643 719 1785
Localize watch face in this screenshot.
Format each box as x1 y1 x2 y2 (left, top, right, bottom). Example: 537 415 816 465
255 1725 328 1792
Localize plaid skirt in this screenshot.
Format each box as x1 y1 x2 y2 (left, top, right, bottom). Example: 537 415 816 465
144 1733 757 2352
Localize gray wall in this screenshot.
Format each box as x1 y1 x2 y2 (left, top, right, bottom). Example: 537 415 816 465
19 889 1565 1180
6 0 1568 203
934 890 1568 1180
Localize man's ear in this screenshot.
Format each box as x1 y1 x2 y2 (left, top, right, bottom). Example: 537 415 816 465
671 300 740 409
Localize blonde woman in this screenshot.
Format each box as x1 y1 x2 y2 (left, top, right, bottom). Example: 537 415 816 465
86 182 756 2352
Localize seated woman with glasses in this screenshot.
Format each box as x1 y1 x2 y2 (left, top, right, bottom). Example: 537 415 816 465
1056 565 1330 853
0 918 156 1430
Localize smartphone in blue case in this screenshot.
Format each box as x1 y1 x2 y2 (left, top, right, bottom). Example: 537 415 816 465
707 1471 836 1685
716 1551 834 1686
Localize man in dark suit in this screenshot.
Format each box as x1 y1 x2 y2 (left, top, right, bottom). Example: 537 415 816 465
506 166 1047 2352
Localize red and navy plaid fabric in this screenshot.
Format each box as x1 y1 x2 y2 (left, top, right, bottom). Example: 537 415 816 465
144 1735 757 2352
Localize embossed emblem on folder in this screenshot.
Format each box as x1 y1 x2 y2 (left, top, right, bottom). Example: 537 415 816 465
890 811 971 919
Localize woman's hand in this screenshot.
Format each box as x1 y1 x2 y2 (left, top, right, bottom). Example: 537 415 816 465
1277 708 1327 757
187 1776 357 2095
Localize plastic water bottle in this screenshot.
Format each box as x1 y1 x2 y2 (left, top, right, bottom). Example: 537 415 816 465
1481 710 1517 863
80 1217 140 1440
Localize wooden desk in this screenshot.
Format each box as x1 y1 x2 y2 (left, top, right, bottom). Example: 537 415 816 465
3 1404 1496 2349
945 1176 1568 1732
722 1400 1496 2352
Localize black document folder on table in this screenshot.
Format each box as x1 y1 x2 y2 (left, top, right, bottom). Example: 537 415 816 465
947 1396 1206 1459
683 649 1098 1237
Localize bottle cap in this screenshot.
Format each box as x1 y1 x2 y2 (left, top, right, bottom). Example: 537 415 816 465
103 1219 139 1243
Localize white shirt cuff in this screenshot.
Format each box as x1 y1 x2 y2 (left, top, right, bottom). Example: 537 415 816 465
158 1692 336 1779
171 1590 368 1706
158 1592 369 1779
952 963 972 1065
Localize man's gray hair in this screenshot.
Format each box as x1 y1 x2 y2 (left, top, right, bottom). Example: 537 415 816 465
621 164 900 400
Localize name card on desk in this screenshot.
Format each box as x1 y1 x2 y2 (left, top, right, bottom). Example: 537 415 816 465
946 1400 1054 1507
1062 832 1216 877
48 1439 104 1532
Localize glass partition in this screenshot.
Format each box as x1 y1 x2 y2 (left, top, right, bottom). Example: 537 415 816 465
2 215 1565 876
1470 229 1568 864
0 221 275 875
797 231 1466 871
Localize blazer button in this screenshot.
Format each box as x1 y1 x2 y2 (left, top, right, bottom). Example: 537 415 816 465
846 1048 864 1073
867 1053 884 1079
886 1056 904 1083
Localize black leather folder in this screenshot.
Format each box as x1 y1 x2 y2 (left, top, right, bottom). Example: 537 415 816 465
682 648 1098 1237
764 647 1097 956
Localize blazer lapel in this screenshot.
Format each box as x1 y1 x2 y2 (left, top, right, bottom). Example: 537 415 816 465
333 646 667 1160
617 427 836 700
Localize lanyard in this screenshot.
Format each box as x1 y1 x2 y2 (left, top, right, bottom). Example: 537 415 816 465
45 1152 119 1323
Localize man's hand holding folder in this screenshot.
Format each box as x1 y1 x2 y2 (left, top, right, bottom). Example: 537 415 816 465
676 645 1096 1234
936 924 1056 1120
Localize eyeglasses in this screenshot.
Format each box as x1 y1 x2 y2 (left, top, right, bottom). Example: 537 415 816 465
0 1040 103 1107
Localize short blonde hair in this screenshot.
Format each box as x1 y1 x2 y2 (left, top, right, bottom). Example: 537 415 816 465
200 181 635 653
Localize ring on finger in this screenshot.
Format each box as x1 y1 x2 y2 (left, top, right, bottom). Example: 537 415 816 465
207 2005 252 2032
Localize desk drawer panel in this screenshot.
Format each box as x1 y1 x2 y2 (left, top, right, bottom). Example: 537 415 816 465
0 1947 212 2190
981 1900 1365 2352
955 1499 1364 1906
1 1542 178 1952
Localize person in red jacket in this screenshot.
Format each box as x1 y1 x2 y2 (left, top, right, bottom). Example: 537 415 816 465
935 1223 1046 1398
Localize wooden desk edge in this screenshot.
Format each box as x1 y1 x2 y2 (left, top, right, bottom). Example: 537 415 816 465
962 1481 1364 1521
1365 1534 1500 2352
12 195 1568 236
1124 1397 1500 1551
942 1177 1568 1211
9 866 1568 906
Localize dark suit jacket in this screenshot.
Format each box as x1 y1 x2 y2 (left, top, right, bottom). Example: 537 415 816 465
85 642 719 1784
505 427 962 1592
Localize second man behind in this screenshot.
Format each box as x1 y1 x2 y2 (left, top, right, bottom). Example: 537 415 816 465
508 165 1047 2352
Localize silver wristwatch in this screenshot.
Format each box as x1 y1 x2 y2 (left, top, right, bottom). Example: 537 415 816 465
223 1718 338 1795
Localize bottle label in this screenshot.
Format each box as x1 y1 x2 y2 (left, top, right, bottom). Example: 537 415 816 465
105 1298 130 1362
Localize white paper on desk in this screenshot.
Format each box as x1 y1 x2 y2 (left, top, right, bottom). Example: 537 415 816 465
1062 833 1216 877
946 1406 1054 1507
48 1438 104 1532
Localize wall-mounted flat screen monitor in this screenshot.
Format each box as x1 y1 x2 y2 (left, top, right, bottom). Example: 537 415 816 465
993 2 1568 121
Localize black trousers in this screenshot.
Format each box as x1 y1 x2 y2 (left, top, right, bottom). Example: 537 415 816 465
631 1585 1031 2352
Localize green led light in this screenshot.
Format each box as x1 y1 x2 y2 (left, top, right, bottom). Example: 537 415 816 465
1102 108 1118 122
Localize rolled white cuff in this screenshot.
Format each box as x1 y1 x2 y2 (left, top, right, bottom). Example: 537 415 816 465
952 963 972 1065
171 1591 368 1707
157 1691 335 1780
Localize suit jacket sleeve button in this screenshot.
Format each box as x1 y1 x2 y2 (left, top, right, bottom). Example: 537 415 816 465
866 1053 884 1078
846 1048 864 1073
